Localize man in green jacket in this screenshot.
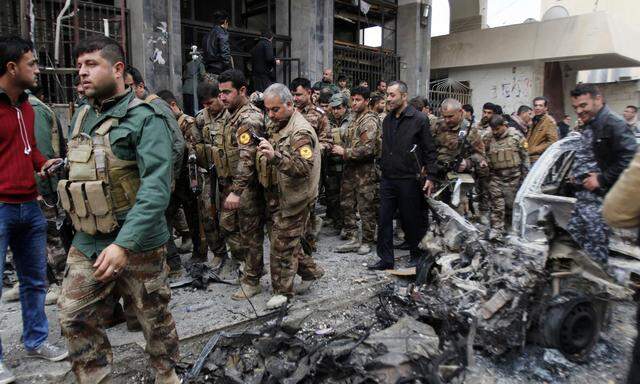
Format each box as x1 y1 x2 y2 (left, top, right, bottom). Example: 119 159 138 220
57 35 180 384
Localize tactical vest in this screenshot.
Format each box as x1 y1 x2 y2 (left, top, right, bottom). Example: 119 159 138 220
29 95 61 158
488 133 522 170
57 98 144 235
257 111 321 217
210 104 261 179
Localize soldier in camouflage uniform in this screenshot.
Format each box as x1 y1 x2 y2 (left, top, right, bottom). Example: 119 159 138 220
324 93 351 232
433 99 486 216
333 86 380 255
290 78 333 253
473 102 496 224
57 36 179 384
214 70 266 300
191 82 230 266
257 83 324 308
486 115 530 241
369 93 387 122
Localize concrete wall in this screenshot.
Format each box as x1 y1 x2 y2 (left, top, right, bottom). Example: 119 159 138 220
397 0 431 96
597 81 640 116
127 0 183 100
290 0 333 82
448 62 544 116
449 0 487 33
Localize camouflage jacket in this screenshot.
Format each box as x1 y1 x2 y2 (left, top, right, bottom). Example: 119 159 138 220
343 110 380 163
229 100 265 195
433 118 485 172
299 103 333 153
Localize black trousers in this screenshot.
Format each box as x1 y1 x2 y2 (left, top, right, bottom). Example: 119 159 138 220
376 177 428 265
182 94 199 117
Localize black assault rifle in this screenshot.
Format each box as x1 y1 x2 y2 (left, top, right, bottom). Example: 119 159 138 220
42 158 73 285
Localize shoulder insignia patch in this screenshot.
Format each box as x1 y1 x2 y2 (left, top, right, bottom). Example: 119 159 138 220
299 145 313 159
314 106 326 115
239 132 251 145
522 139 529 150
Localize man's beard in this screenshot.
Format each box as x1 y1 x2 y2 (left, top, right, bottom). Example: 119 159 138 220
89 79 118 101
480 116 489 125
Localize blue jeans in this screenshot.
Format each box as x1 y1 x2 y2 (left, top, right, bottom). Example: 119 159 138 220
0 201 49 360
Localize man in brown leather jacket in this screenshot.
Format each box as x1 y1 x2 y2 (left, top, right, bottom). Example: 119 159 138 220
526 96 558 164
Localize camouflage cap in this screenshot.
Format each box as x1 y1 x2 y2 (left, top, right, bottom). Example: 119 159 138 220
329 93 345 107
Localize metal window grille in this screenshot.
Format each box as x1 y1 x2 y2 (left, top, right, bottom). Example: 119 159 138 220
333 42 399 89
0 0 129 104
428 78 472 115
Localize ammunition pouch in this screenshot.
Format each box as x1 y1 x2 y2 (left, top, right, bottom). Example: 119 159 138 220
210 145 227 178
58 180 119 235
489 149 521 170
256 152 278 188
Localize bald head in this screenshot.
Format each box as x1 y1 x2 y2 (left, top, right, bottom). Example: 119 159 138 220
322 69 333 83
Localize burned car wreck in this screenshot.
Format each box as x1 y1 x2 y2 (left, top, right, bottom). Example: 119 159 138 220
179 135 636 383
414 133 635 364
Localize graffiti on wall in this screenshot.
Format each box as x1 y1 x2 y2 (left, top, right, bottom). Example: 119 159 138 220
147 21 168 65
488 74 533 113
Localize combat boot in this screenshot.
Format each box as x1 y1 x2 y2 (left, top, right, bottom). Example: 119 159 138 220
339 229 350 240
2 282 19 303
231 283 262 300
177 236 193 254
335 237 361 253
357 243 372 255
266 294 288 309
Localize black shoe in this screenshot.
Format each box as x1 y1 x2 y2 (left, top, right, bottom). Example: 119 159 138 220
394 241 411 250
367 261 394 271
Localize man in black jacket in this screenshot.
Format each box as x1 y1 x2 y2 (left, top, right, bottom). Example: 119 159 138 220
567 83 637 265
203 11 232 78
250 31 277 92
370 81 438 270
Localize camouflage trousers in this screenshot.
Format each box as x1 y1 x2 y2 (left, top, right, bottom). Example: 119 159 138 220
323 169 343 229
567 191 610 265
340 164 378 243
265 189 324 295
198 173 228 260
219 183 265 282
476 175 491 215
489 169 521 233
58 246 179 383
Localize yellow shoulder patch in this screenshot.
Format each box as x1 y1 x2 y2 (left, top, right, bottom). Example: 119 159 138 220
239 132 251 145
299 145 313 159
522 139 529 150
